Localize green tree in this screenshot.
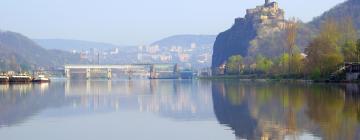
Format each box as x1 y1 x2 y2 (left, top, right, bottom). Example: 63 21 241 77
291 53 304 74
305 19 344 78
226 55 243 75
338 17 358 62
342 41 357 62
278 53 289 74
306 37 343 77
271 53 289 75
256 55 273 74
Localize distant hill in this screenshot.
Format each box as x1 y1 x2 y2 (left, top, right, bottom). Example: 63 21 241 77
34 39 123 52
309 0 360 30
0 31 84 71
151 35 216 47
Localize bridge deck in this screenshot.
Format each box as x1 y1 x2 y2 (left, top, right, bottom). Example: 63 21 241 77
65 64 176 69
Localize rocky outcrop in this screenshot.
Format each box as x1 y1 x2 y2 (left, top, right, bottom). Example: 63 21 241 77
211 18 257 69
211 0 286 69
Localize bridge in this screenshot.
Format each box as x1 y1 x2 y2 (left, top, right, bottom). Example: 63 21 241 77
64 64 179 79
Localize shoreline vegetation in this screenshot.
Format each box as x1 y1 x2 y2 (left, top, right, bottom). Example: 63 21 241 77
211 17 360 83
197 74 359 83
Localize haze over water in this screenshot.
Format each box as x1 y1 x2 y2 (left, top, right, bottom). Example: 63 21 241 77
0 80 359 140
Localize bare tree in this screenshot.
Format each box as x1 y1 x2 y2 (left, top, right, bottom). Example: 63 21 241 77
285 18 298 75
357 39 360 62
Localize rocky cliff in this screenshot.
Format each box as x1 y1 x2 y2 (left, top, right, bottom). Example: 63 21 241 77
212 1 286 68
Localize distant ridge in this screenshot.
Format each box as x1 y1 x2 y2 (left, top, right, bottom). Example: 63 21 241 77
0 31 84 71
34 39 127 51
151 35 216 47
309 0 360 30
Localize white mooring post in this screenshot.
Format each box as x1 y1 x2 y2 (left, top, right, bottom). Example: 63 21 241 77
107 68 112 79
86 68 91 79
65 68 71 79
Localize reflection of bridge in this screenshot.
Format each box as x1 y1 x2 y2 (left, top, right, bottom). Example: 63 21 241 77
64 64 179 79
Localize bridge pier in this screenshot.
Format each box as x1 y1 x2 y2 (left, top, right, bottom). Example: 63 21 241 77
173 64 179 73
86 68 91 79
64 64 180 80
150 65 156 79
107 68 112 79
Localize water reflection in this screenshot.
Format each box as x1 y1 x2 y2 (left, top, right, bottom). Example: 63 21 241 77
212 81 360 140
0 80 214 128
0 83 64 127
64 80 214 120
0 80 359 140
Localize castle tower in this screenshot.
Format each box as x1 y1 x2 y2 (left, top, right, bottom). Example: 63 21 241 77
265 0 270 5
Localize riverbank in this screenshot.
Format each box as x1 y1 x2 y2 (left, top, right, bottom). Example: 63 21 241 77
197 75 360 83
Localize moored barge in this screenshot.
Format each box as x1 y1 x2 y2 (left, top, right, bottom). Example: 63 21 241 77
9 75 33 83
0 75 9 83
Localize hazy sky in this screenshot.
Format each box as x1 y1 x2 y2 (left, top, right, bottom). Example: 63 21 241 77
0 0 346 45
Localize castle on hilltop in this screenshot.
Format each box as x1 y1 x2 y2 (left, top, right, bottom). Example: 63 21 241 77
212 0 288 69
235 0 285 29
247 0 284 24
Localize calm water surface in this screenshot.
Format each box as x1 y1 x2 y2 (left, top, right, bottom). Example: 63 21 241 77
0 80 359 140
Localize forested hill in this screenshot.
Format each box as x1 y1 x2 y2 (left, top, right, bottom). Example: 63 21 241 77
309 0 360 30
0 31 84 71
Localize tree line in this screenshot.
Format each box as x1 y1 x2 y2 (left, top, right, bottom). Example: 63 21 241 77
224 17 360 79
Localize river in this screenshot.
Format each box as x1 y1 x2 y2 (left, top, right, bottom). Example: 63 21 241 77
0 80 359 140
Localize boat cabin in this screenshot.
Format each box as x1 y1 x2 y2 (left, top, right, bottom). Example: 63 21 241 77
345 62 360 81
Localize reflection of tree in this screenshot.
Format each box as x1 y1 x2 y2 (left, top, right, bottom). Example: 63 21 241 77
249 83 308 140
212 81 360 140
305 85 360 140
226 82 245 105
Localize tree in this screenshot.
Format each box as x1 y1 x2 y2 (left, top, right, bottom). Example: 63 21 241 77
273 53 289 74
255 55 273 74
339 17 358 62
291 53 304 74
305 19 344 78
357 39 360 62
285 18 298 74
226 55 243 75
342 41 357 62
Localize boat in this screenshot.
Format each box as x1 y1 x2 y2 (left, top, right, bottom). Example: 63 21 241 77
33 75 50 83
9 75 33 83
0 75 9 83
